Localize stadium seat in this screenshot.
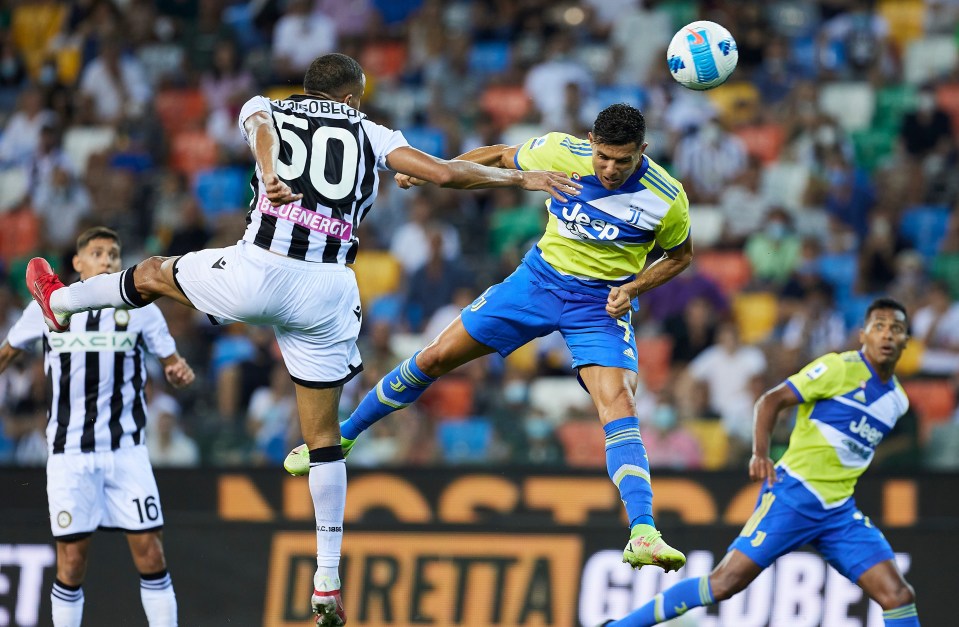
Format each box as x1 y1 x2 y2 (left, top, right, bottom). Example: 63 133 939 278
11 3 65 76
873 84 917 131
903 379 957 442
0 208 40 263
0 167 28 212
759 161 809 212
169 131 218 175
687 204 723 249
361 40 408 80
706 81 760 126
263 85 299 101
351 250 403 305
895 340 924 378
695 250 752 296
851 127 897 172
555 420 606 468
193 167 250 219
480 85 533 130
924 422 959 470
154 89 207 135
685 419 729 470
904 36 959 85
878 0 926 54
529 376 592 421
732 292 778 344
735 123 786 164
62 126 116 175
595 85 646 111
635 336 673 393
419 377 475 420
399 126 446 158
437 418 493 463
838 293 878 329
469 41 511 75
899 206 950 260
818 82 875 131
816 252 858 298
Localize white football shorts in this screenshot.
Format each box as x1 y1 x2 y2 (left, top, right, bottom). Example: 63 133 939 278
171 240 363 387
47 445 164 538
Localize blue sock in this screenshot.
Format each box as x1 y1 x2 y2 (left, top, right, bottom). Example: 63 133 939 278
610 576 713 627
604 417 654 528
340 352 435 440
883 603 920 626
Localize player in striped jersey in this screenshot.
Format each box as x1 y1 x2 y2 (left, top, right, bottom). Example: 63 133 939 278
599 298 920 627
288 103 693 573
2 227 194 627
25 53 578 626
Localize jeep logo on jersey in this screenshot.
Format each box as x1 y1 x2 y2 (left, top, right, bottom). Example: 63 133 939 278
849 415 883 446
48 331 138 353
560 203 620 240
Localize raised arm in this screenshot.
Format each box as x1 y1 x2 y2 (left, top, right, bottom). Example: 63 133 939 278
243 111 303 207
160 352 195 389
750 383 801 486
386 145 578 203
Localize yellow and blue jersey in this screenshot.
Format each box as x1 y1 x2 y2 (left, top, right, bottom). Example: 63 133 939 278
778 350 909 512
514 132 690 284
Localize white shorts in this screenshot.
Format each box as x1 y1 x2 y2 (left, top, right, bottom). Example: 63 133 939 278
172 240 363 387
47 445 163 539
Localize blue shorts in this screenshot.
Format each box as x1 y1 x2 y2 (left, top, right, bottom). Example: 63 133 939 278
729 479 895 583
460 249 638 372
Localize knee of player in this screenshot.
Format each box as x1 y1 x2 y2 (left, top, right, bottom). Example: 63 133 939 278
415 345 454 378
134 541 168 572
875 579 916 610
56 553 87 584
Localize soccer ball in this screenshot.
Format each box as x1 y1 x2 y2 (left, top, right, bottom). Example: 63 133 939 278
666 21 738 91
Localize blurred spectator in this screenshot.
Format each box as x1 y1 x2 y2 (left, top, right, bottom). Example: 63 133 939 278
405 229 472 332
609 0 672 87
887 250 930 315
817 0 895 80
782 282 847 363
718 156 770 247
78 35 151 124
147 395 200 467
640 262 728 326
0 85 54 164
856 210 909 294
932 213 959 299
524 31 593 129
900 85 952 158
673 117 747 202
246 364 298 465
912 281 959 376
271 0 337 81
202 39 256 161
687 321 766 456
745 208 803 286
389 194 460 274
663 296 720 365
640 393 703 470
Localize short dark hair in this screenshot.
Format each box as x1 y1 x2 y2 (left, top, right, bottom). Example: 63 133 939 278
592 103 646 146
865 297 908 324
77 226 120 252
304 53 364 96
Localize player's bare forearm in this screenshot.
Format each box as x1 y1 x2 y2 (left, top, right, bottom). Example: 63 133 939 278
0 341 22 374
244 112 279 175
750 384 800 484
627 237 694 298
451 144 518 168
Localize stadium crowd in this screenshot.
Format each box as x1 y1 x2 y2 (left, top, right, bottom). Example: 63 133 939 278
0 0 957 471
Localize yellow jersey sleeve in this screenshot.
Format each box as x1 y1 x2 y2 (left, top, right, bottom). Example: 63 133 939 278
514 132 593 177
654 191 691 250
786 353 847 403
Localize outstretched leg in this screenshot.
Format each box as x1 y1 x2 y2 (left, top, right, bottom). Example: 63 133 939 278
606 549 761 626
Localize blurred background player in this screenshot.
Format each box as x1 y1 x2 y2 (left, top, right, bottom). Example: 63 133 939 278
24 53 578 626
600 298 919 627
289 103 692 573
1 227 194 627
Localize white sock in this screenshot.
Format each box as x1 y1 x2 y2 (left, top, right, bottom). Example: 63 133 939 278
50 269 139 314
51 581 83 627
140 571 177 627
309 459 346 590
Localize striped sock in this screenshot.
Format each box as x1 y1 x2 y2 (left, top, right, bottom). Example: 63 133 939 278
140 569 177 626
340 352 435 440
610 576 714 627
883 603 920 626
51 580 83 627
604 417 654 527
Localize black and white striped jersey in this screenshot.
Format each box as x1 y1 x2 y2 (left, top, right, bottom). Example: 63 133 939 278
6 301 177 455
238 95 409 264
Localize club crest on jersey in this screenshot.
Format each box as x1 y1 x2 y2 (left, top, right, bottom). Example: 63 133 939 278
114 310 130 326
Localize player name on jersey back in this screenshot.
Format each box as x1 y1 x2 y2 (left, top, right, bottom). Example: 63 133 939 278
270 98 365 120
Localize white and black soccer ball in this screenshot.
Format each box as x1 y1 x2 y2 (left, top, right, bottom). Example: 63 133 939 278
666 21 738 91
